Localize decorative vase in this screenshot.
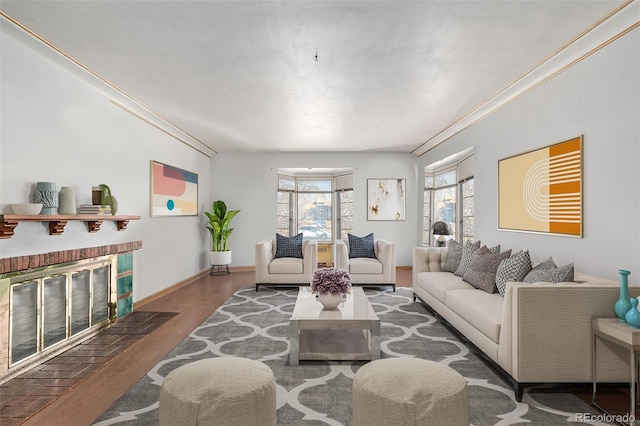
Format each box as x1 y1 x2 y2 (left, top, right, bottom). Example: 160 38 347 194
58 187 76 215
317 293 345 310
34 181 58 215
625 298 640 328
615 269 632 321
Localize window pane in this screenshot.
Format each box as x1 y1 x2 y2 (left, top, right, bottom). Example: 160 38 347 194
278 177 295 190
463 196 474 217
463 179 474 197
298 179 332 192
435 170 456 188
425 175 434 188
463 217 474 236
298 193 332 241
277 191 290 236
433 186 456 238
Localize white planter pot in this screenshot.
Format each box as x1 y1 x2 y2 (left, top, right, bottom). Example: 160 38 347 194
210 250 232 266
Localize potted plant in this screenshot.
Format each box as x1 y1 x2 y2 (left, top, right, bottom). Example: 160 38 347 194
205 200 241 266
311 267 352 309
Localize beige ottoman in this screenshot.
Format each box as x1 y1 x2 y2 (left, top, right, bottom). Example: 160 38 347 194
159 357 276 426
353 358 469 426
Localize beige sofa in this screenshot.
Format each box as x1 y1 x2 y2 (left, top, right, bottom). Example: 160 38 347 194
336 238 396 290
413 246 635 401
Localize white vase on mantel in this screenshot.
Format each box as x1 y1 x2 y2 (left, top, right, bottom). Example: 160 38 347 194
58 187 76 215
210 250 232 266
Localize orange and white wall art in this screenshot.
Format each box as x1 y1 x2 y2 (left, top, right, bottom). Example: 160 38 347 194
150 161 198 217
498 136 582 237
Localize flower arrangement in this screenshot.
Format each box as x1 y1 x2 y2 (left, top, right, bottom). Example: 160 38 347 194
311 267 352 295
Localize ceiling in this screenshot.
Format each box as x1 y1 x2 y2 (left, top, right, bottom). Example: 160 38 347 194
0 1 628 155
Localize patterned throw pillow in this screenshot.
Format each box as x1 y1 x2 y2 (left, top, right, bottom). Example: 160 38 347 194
454 240 481 277
524 262 574 283
495 250 533 297
442 240 463 272
274 233 303 258
462 247 512 293
348 233 376 259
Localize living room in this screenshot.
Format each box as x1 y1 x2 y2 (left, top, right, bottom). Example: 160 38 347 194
1 1 639 424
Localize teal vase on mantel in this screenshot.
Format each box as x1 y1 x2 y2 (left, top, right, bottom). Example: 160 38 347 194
614 269 632 321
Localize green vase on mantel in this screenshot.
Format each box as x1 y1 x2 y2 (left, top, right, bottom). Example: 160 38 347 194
614 269 632 321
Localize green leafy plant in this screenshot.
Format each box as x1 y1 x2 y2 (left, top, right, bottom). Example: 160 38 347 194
99 184 117 215
205 200 241 252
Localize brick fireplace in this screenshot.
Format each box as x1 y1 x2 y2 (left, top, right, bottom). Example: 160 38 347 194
0 241 142 384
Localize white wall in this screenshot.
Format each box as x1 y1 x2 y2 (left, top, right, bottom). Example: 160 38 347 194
210 152 418 267
0 25 211 301
418 27 640 282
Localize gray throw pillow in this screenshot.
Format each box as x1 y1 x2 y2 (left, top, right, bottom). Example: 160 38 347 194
524 262 574 283
442 240 463 272
462 247 512 293
495 250 532 297
274 233 303 258
348 233 376 259
454 240 481 277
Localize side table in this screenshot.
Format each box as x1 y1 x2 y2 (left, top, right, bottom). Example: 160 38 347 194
592 317 640 424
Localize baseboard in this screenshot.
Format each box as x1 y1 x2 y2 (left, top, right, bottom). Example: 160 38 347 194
134 269 210 310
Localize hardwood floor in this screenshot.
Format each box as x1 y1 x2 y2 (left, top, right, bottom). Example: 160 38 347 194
3 267 629 424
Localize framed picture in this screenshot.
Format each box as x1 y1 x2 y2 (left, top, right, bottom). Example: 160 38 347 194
150 160 198 217
498 136 583 237
367 178 406 221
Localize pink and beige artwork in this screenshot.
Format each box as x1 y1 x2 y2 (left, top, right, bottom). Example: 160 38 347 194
151 161 198 216
498 136 582 237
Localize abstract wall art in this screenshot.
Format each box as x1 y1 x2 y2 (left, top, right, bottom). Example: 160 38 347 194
367 178 406 221
498 136 582 237
150 161 198 217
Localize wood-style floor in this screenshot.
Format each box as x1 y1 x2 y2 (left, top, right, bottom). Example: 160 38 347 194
2 267 630 425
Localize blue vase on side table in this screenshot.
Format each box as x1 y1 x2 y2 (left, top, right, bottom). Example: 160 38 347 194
625 298 640 328
615 269 632 321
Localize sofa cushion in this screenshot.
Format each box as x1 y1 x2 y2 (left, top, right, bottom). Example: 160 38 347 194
446 289 504 344
349 257 383 274
415 272 474 305
524 262 574 283
454 240 481 277
269 257 303 274
275 233 303 259
495 250 532 297
443 240 463 273
462 247 512 293
348 233 377 259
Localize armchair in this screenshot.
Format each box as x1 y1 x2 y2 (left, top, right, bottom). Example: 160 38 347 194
255 239 317 291
335 236 396 291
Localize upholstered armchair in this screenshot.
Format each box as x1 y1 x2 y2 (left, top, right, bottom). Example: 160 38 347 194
335 234 396 291
255 236 317 291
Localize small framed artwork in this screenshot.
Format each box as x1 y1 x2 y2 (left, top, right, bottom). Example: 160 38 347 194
498 136 583 237
367 178 406 221
150 160 198 217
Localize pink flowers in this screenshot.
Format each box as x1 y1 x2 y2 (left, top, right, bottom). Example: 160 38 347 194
311 267 352 295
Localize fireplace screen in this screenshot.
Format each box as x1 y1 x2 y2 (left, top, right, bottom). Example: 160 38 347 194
7 257 114 367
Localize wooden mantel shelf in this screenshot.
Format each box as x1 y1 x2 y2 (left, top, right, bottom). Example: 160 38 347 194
0 214 141 238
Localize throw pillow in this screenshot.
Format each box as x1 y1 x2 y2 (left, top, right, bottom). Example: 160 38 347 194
454 240 481 277
495 250 533 297
442 240 463 272
462 247 512 293
524 262 574 283
274 233 303 259
531 257 557 270
348 233 376 258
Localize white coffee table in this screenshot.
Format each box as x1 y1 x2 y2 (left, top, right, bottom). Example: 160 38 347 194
289 286 380 366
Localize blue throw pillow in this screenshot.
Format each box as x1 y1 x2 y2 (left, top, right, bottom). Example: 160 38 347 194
275 233 303 258
348 233 376 259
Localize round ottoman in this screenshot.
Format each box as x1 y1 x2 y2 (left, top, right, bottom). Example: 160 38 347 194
159 357 276 426
352 358 469 426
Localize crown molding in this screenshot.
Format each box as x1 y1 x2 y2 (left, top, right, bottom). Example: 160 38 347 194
412 0 639 157
0 11 215 158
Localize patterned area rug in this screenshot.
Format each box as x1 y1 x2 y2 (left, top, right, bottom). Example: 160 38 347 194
94 287 604 425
